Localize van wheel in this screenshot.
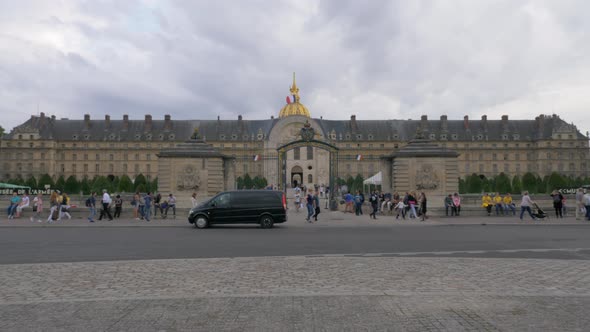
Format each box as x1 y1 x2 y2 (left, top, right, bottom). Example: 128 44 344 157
195 216 209 229
260 215 274 229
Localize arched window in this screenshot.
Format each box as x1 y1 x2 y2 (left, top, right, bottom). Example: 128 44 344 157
308 174 313 184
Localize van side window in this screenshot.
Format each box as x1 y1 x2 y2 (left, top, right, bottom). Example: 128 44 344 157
212 193 230 208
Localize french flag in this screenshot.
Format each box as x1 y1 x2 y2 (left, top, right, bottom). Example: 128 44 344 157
285 95 297 104
253 154 261 161
356 154 363 161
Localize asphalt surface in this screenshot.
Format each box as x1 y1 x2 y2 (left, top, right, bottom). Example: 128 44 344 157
2 224 590 264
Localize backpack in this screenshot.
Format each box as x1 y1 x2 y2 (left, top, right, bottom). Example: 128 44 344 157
85 198 92 207
553 194 562 203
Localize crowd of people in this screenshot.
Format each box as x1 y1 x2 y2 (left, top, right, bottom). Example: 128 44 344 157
341 190 430 221
5 190 188 223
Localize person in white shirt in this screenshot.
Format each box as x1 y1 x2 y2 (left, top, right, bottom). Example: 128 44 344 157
519 191 537 221
16 192 30 218
98 189 113 220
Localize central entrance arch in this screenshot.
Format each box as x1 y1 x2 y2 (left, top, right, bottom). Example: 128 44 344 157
277 138 339 210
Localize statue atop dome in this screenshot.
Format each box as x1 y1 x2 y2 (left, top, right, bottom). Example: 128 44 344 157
279 72 310 118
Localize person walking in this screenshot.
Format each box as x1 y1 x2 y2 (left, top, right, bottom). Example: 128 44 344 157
30 193 43 223
418 192 427 221
584 191 590 221
312 190 320 221
98 189 113 221
407 191 418 219
354 191 363 216
452 193 461 216
60 192 72 220
7 191 20 220
294 189 301 213
550 190 564 218
344 192 353 213
46 191 59 223
86 192 96 223
113 194 123 219
165 193 176 219
520 191 537 221
369 190 378 220
576 188 585 220
143 192 153 222
137 192 145 220
153 193 162 219
305 189 314 222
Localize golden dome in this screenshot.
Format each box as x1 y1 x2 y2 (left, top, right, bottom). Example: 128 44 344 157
279 73 310 118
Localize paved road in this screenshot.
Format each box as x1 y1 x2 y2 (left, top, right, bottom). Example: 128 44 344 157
2 224 590 264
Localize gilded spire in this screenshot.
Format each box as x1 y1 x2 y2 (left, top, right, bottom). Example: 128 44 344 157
289 72 300 102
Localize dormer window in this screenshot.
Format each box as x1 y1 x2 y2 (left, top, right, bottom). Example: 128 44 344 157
159 134 164 140
477 134 483 140
368 134 374 140
502 134 508 140
135 134 141 140
429 134 436 140
110 133 117 140
242 135 249 140
513 134 520 140
84 135 90 140
257 133 263 140
72 135 78 140
168 134 175 140
231 134 237 140
345 134 351 140
146 134 152 140
440 134 447 140
451 134 458 140
393 134 399 139
356 134 362 140
220 135 226 140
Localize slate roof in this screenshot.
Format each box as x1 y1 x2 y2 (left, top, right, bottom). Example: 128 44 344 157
7 114 585 142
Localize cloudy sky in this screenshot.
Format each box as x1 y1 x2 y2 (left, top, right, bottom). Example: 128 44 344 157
1 0 590 135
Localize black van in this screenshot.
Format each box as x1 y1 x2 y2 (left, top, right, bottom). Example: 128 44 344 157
188 190 287 228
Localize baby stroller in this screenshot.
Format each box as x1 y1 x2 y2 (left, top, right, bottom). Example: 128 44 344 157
532 203 547 220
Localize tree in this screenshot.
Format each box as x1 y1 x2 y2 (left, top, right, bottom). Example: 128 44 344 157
24 175 37 189
80 177 91 195
64 175 80 194
243 173 253 189
55 175 66 191
38 174 54 189
512 175 522 194
494 172 512 193
236 176 244 190
458 177 466 194
134 174 147 192
521 172 537 193
481 175 491 193
352 174 364 193
547 172 567 192
118 175 134 192
466 173 482 193
151 177 158 193
253 176 267 189
539 175 549 194
0 125 4 136
91 176 111 194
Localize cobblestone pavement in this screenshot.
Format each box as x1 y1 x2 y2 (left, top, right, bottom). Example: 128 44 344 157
1 256 589 331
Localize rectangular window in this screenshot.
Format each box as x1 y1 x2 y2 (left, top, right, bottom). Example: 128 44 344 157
135 164 140 174
95 164 100 173
146 154 151 161
135 154 139 161
109 164 114 173
72 154 77 161
61 164 65 173
109 154 114 161
124 154 128 161
504 163 509 172
294 147 300 160
96 154 100 161
479 164 484 173
84 154 88 161
515 154 520 161
492 153 497 161
72 164 77 173
243 163 248 174
84 164 88 172
307 146 313 160
123 164 127 172
503 154 508 161
147 164 151 173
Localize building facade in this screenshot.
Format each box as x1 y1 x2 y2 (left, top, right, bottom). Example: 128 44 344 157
1 76 589 197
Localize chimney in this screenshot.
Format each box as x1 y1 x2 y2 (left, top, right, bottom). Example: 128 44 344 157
39 112 46 128
501 114 508 126
421 115 428 131
51 115 56 120
537 115 545 137
481 115 487 131
440 115 448 131
84 114 90 130
105 114 110 129
123 114 129 131
164 114 171 131
144 114 152 132
238 115 242 121
464 115 469 129
350 115 357 131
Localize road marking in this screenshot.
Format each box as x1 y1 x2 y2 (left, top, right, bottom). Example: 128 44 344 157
305 248 590 258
